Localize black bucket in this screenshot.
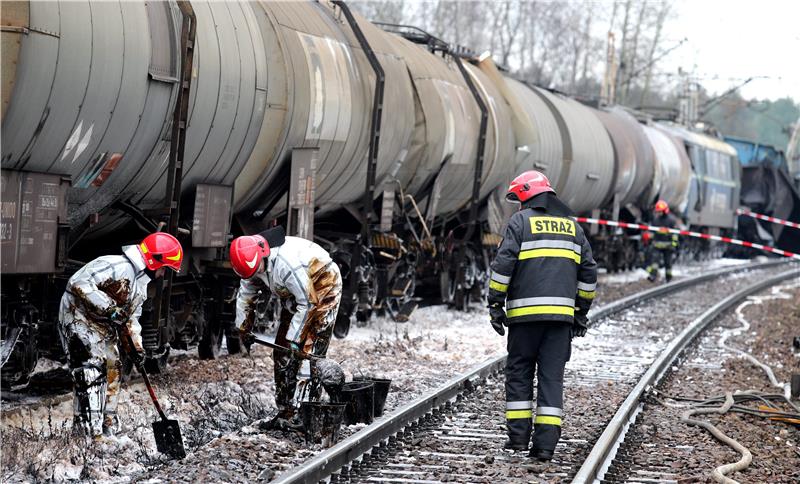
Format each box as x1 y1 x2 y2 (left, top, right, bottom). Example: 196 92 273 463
340 381 375 425
300 402 347 445
353 376 392 417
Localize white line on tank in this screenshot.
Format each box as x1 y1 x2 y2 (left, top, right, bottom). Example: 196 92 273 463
61 120 84 161
72 124 94 164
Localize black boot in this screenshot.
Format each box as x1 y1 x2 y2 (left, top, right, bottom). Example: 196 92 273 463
261 409 301 431
529 448 553 461
504 438 529 451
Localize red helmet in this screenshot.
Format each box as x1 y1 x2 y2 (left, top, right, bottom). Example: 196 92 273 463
139 232 183 272
506 170 555 203
230 235 270 279
654 199 669 214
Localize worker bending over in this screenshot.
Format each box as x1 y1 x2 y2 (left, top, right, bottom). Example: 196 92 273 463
59 232 183 438
230 227 342 429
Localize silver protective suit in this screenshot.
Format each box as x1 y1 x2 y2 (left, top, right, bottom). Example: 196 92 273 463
58 245 150 436
235 236 342 414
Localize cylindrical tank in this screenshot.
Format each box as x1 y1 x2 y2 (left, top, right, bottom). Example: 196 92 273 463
391 38 478 217
465 64 516 208
595 108 657 207
504 79 564 189
595 110 636 206
1 1 418 232
2 1 190 228
608 107 655 206
391 40 516 218
529 88 615 214
234 1 415 218
642 125 692 210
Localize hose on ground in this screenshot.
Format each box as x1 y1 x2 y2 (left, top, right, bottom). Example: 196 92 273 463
680 392 752 484
654 280 800 483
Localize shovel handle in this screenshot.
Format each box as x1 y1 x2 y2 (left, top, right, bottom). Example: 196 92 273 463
117 323 169 421
137 361 169 421
250 334 320 360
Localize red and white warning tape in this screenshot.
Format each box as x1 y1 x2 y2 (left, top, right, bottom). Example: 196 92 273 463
575 217 800 260
736 208 800 230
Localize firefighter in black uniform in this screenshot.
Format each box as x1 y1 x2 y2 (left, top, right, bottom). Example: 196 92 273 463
646 199 679 282
487 170 598 461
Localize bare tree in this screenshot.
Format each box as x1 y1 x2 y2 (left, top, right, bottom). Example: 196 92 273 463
640 3 671 106
349 0 677 105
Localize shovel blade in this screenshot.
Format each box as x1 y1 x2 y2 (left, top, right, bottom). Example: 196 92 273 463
152 418 186 459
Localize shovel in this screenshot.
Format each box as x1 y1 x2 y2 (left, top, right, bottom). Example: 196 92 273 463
250 332 323 360
119 325 186 459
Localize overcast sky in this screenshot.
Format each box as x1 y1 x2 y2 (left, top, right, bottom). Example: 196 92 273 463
662 0 799 102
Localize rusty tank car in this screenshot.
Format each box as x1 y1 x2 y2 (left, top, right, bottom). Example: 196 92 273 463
0 0 741 386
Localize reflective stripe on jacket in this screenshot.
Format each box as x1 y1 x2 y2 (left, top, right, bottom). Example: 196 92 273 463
488 207 598 323
652 213 678 250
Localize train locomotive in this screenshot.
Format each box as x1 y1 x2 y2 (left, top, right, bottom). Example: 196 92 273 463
0 0 741 386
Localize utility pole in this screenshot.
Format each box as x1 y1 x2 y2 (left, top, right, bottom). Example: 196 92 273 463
600 32 617 105
787 117 800 190
677 73 699 126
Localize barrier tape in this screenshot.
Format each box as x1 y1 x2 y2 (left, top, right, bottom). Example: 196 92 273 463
736 208 800 230
575 217 800 260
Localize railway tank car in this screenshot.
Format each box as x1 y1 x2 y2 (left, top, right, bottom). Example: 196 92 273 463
0 0 743 387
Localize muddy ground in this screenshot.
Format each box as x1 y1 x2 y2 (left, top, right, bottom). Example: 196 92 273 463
610 280 800 483
0 258 761 482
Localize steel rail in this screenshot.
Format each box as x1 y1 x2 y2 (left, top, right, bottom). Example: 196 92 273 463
571 266 800 484
587 259 787 324
271 259 789 484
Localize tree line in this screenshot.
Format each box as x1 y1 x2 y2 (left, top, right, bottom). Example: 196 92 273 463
351 0 797 153
352 0 675 105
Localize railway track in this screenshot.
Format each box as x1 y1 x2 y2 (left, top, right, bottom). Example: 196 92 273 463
270 260 798 484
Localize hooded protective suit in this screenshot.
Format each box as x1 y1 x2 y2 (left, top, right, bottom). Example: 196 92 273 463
59 245 150 436
235 236 342 416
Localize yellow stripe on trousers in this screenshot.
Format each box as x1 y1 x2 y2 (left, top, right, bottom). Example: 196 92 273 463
534 415 562 426
489 280 508 292
506 409 533 419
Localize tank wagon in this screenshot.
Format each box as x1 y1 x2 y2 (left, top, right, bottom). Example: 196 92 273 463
0 0 741 386
725 136 800 255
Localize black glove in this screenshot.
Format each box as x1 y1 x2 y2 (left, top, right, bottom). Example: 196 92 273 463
488 303 507 336
239 329 255 349
572 311 589 338
129 348 145 367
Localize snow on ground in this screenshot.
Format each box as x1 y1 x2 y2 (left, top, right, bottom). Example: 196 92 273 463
599 256 755 285
1 302 505 483
0 257 773 482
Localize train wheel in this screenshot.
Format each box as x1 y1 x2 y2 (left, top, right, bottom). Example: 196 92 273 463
226 328 242 355
333 310 352 339
454 287 470 311
355 307 372 325
143 345 170 374
198 311 223 360
439 271 454 305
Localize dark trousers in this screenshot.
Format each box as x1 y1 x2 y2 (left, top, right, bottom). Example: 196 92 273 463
505 322 571 452
273 308 334 415
647 247 674 279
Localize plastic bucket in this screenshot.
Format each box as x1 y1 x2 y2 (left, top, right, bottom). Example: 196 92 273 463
353 376 392 417
340 381 375 425
300 402 347 445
